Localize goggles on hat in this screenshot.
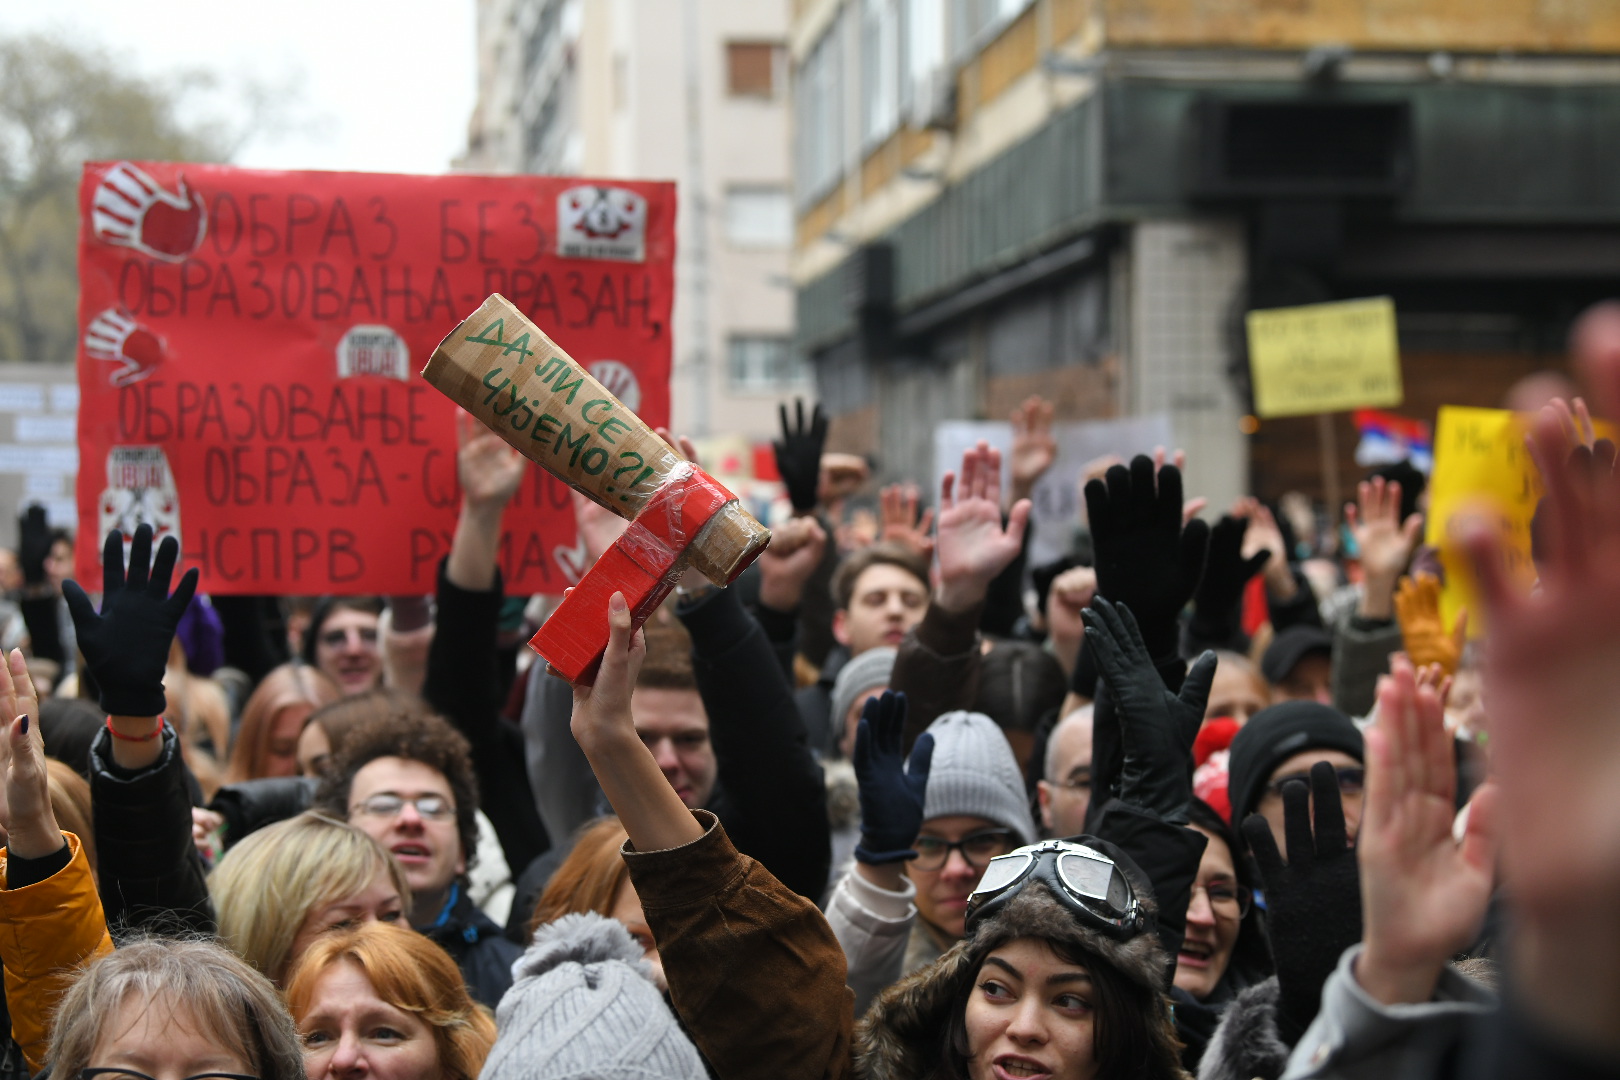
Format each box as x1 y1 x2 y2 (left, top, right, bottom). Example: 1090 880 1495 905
964 838 1151 941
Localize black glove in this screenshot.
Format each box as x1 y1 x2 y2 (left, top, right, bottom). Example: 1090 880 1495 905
17 506 51 587
1188 515 1269 645
1082 597 1214 824
853 691 935 864
1242 762 1363 1047
773 399 827 514
1084 456 1209 660
63 525 199 717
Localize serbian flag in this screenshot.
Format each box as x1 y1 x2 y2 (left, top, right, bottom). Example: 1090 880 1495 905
1354 409 1433 473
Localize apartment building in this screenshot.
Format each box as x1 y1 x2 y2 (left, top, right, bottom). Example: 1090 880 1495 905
462 0 805 443
790 0 1620 504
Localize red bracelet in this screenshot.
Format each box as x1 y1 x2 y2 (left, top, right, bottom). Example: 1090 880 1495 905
105 716 165 743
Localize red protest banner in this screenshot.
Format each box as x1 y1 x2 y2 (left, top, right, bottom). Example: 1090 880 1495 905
76 163 674 595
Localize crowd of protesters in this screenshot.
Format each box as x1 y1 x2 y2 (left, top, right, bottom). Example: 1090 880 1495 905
0 303 1618 1080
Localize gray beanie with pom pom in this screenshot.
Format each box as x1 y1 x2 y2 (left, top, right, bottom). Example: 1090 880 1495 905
479 912 706 1080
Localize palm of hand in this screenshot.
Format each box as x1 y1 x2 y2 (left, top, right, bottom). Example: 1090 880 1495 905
1011 437 1056 484
1363 781 1489 961
460 436 526 504
1484 571 1620 913
1356 516 1410 578
936 498 1015 582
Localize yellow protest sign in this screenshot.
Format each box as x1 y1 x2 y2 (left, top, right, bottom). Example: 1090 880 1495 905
1247 297 1403 418
1425 406 1540 637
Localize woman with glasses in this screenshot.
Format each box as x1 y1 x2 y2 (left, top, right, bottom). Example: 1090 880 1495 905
209 811 412 986
825 709 1037 1016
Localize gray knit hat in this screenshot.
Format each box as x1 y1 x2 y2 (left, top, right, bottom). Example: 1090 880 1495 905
480 912 706 1080
921 711 1037 843
831 647 898 744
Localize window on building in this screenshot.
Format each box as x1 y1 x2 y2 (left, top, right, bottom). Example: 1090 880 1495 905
724 187 793 248
902 0 946 123
727 41 783 98
728 336 808 391
861 0 900 148
794 15 845 207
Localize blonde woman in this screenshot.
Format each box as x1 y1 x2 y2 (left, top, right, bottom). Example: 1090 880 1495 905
208 810 411 985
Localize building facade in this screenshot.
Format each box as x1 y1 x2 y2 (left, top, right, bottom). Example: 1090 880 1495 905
462 0 806 442
790 0 1620 507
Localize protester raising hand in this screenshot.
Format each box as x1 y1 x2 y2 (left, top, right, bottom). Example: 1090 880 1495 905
0 649 55 860
1008 394 1057 507
878 483 935 560
1393 573 1467 675
1464 352 1620 1054
934 440 1031 614
773 399 827 515
851 692 933 871
63 525 198 761
1346 476 1422 621
1085 455 1209 661
1356 656 1498 1008
448 409 528 591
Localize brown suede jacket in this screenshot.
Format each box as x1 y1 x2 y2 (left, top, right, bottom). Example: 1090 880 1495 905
623 811 855 1080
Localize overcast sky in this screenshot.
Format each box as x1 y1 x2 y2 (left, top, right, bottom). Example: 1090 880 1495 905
0 0 478 175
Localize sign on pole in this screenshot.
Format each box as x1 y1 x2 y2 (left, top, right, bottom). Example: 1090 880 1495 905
1246 297 1403 419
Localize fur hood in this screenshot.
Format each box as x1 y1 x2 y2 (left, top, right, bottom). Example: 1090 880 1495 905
1197 975 1287 1080
853 840 1169 1080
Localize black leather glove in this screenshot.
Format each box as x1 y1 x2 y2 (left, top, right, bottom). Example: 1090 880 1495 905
853 691 935 865
1188 515 1269 645
773 399 827 514
1242 762 1363 1047
1082 597 1214 825
63 525 199 717
1084 456 1209 660
17 506 51 587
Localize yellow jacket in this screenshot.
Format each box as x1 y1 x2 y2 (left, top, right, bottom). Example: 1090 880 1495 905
0 832 114 1074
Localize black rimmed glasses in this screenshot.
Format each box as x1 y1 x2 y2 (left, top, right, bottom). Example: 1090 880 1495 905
1190 879 1253 919
912 828 1018 872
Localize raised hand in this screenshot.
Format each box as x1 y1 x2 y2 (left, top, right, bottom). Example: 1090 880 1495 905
1008 395 1057 505
1356 656 1498 1006
1346 476 1422 620
756 515 828 612
1081 597 1215 824
818 452 870 506
62 524 198 718
878 483 935 560
1191 514 1270 639
457 409 527 510
935 441 1032 613
1234 496 1298 598
1084 455 1210 660
852 692 934 865
1045 565 1097 675
1394 573 1466 675
16 505 51 588
773 399 828 514
0 649 59 859
1242 762 1363 1045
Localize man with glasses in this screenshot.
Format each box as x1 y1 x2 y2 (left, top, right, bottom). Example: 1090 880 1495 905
828 708 1037 1014
1226 700 1366 854
317 708 522 1006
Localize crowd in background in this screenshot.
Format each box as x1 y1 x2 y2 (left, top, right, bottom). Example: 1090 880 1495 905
0 307 1617 1080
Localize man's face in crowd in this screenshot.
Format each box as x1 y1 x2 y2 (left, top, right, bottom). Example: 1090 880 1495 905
1206 664 1269 726
907 814 1006 941
1037 709 1093 837
314 607 383 696
634 687 717 809
1253 748 1364 854
1272 652 1333 706
833 564 928 656
347 756 465 914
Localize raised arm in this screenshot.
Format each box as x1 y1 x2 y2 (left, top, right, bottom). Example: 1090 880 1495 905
573 594 855 1080
63 525 214 935
0 650 113 1074
893 440 1030 747
425 411 549 873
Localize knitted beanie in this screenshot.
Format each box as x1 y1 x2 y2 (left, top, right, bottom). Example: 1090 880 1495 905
480 912 706 1080
1226 701 1364 826
830 647 897 741
921 711 1037 843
